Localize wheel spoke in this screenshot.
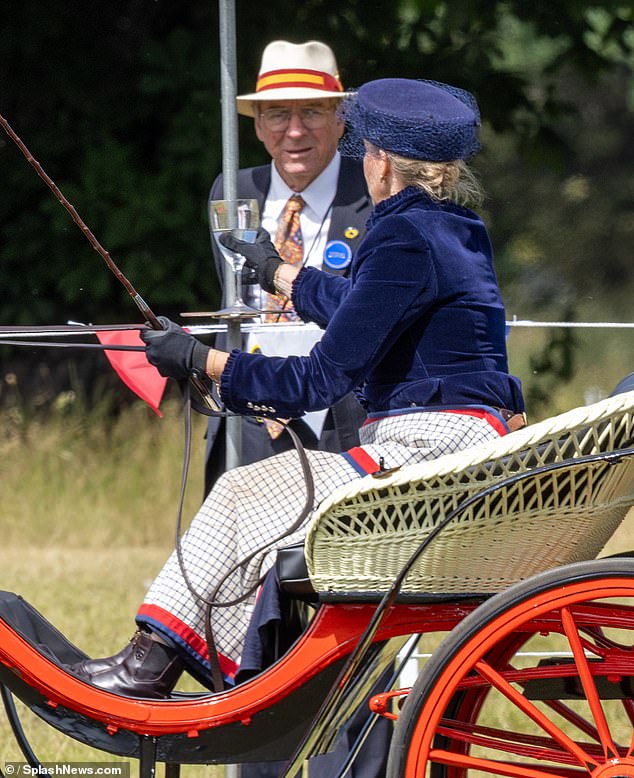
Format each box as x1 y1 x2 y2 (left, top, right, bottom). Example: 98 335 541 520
560 606 619 759
498 659 603 743
437 716 623 762
428 747 584 778
390 561 634 778
621 697 634 731
542 700 600 742
475 660 600 770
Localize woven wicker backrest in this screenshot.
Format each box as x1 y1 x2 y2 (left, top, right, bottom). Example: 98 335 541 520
305 391 634 596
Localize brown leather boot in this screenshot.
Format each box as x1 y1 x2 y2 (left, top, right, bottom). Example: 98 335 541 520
71 631 183 699
71 630 150 676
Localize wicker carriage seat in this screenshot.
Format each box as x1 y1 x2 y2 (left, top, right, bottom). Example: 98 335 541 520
282 391 634 601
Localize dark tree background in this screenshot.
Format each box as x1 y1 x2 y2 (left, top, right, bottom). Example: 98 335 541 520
1 0 632 405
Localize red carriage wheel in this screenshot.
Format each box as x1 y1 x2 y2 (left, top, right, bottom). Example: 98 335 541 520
387 558 634 778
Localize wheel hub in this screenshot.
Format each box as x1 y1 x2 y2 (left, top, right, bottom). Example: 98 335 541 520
591 759 634 778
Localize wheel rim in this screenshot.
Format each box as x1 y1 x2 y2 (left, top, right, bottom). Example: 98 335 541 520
402 573 634 778
428 631 533 778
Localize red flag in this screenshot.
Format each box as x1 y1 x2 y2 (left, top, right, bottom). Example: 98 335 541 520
96 329 167 416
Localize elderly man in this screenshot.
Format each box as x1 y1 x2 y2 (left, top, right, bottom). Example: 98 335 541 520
206 40 384 778
205 40 371 492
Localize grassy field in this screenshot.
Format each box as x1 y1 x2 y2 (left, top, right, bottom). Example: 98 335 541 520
0 396 227 775
0 333 632 775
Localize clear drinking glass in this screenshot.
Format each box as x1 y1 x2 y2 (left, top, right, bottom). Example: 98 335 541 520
209 198 260 318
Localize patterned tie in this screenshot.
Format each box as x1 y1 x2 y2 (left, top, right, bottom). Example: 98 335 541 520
265 194 305 322
262 195 305 439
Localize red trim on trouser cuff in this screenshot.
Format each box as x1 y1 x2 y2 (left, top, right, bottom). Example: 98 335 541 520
345 446 380 474
137 603 238 678
442 408 508 436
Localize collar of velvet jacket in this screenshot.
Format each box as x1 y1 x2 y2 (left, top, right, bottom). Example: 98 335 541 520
365 185 470 231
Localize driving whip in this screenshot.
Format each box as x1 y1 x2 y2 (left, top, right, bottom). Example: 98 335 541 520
0 112 220 411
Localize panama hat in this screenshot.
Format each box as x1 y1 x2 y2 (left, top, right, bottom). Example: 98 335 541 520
236 40 346 117
339 78 481 161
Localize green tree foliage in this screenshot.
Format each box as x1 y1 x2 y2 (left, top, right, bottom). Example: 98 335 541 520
1 1 632 404
1 2 223 324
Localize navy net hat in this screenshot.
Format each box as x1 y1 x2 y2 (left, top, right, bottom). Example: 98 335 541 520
339 78 481 161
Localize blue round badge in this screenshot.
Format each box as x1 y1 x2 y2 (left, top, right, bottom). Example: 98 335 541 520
323 240 352 270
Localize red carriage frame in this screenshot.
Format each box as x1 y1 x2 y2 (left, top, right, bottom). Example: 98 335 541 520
0 392 633 778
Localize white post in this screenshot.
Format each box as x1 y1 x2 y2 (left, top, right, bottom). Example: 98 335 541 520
218 0 242 472
218 9 242 778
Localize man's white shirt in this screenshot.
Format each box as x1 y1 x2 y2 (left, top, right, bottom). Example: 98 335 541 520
261 150 341 275
244 152 343 435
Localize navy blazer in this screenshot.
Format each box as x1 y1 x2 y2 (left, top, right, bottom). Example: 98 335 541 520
208 157 371 284
204 157 372 490
220 187 524 418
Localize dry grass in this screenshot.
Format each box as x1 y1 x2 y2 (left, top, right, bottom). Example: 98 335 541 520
1 395 208 548
0 397 228 775
506 324 633 418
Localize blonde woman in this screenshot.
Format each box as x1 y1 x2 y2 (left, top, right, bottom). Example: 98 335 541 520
72 78 525 698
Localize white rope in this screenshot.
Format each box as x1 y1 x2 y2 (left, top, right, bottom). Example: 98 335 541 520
507 317 634 329
185 319 634 336
1 319 629 342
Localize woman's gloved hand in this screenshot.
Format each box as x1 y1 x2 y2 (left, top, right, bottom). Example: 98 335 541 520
219 227 282 294
141 316 209 380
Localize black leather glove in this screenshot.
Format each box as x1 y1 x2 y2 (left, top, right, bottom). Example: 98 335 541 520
219 227 282 294
241 263 258 286
141 316 209 380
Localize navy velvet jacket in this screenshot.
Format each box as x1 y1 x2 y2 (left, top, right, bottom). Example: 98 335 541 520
220 186 524 418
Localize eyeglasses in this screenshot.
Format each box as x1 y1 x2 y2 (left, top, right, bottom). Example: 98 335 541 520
258 106 334 131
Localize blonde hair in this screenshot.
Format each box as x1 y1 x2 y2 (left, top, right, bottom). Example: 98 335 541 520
386 152 483 208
